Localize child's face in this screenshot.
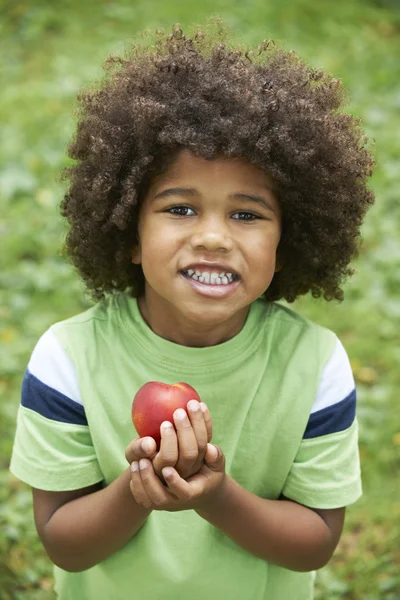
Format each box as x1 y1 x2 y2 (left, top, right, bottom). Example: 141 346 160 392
132 150 281 345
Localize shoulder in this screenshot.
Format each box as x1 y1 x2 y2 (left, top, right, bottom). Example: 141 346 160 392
51 294 128 352
51 295 117 331
267 301 335 337
12 329 104 491
282 333 361 509
22 293 132 424
305 336 356 439
257 300 337 362
257 301 355 434
28 328 81 402
22 328 87 425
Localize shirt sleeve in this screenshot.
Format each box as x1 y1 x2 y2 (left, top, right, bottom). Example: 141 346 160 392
282 337 362 509
9 328 104 491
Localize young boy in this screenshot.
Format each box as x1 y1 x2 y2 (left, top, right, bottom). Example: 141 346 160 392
10 22 374 600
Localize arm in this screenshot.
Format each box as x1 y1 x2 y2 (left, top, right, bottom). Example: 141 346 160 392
128 442 345 572
194 337 359 571
33 467 151 573
196 476 345 572
33 400 211 574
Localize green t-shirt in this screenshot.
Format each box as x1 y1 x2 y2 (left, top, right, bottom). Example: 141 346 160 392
10 295 361 600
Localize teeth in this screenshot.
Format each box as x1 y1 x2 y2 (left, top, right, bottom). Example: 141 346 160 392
183 269 237 285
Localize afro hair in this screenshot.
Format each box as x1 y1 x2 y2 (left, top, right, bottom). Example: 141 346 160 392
61 20 375 303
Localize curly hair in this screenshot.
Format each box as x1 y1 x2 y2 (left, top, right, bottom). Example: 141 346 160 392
61 20 375 303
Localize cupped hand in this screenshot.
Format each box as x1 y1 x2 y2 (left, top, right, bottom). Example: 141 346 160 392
125 400 213 481
130 443 226 512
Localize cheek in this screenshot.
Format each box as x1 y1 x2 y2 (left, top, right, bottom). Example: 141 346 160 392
248 236 279 262
139 226 177 273
140 223 162 256
246 239 280 285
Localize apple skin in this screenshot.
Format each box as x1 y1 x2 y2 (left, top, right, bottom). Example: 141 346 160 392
132 381 201 446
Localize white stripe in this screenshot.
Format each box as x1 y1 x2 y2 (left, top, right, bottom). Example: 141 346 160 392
311 337 355 414
27 328 82 406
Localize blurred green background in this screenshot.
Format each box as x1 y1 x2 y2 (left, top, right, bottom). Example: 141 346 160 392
1 0 399 598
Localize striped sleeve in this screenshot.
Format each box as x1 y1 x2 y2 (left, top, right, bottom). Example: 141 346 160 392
10 329 104 491
282 337 362 509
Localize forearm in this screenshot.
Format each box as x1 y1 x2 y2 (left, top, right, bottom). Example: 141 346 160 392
197 476 337 572
42 467 151 572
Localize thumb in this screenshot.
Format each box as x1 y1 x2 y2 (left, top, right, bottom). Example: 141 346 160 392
205 443 224 469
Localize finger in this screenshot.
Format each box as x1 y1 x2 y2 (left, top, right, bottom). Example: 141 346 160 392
200 403 213 442
152 422 178 478
187 400 208 458
139 459 173 506
130 461 153 509
125 437 157 463
206 443 218 462
204 444 225 471
173 408 199 473
162 467 194 501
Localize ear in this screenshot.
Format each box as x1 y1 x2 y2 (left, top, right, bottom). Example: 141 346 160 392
274 259 283 273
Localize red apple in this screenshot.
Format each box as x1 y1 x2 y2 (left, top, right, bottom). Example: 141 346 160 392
132 381 201 445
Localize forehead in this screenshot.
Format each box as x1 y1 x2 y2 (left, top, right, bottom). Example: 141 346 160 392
147 150 278 199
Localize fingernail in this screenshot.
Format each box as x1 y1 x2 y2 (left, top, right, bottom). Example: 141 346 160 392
139 459 147 470
188 400 200 411
174 408 187 420
162 421 173 430
131 461 139 472
200 402 208 412
140 440 151 452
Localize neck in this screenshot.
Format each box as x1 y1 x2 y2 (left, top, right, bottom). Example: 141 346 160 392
137 296 249 348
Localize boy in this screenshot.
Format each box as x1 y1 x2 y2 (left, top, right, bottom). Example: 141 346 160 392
10 22 374 599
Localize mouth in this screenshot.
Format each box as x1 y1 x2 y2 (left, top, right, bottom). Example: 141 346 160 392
179 269 241 299
180 269 240 286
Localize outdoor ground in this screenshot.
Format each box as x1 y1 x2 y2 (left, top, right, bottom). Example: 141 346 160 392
0 1 399 598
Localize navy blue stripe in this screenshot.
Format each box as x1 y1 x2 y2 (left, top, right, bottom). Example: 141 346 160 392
21 370 87 426
303 389 356 439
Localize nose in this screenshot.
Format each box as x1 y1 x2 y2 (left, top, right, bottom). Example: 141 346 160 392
189 215 233 252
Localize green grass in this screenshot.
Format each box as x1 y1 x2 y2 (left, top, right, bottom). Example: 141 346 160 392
1 0 399 597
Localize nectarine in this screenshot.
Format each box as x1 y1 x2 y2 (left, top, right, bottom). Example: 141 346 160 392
132 381 201 445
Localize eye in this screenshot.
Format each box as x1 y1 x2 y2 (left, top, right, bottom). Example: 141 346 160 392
164 209 262 223
165 205 195 217
232 211 261 222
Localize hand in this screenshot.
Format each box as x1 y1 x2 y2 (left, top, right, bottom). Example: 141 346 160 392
130 443 226 512
125 400 213 481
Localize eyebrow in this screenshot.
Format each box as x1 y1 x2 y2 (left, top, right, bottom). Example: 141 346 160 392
153 187 276 211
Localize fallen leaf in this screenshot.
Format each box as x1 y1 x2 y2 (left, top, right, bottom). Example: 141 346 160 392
392 432 400 447
0 327 18 344
354 366 378 385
